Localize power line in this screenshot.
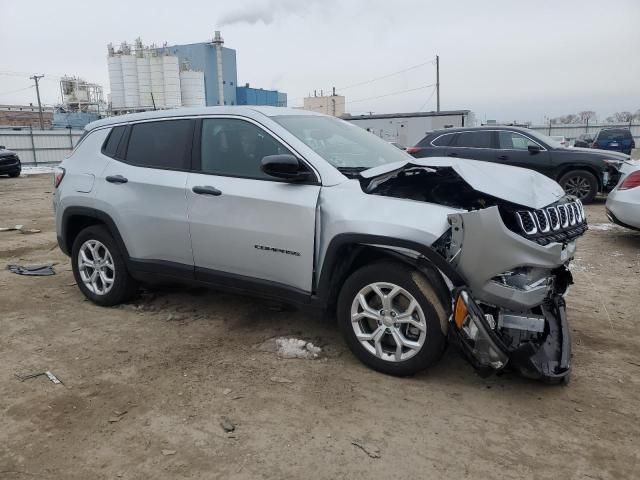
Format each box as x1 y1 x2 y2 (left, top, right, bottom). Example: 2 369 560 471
336 57 437 92
0 85 34 97
418 86 437 111
346 83 436 105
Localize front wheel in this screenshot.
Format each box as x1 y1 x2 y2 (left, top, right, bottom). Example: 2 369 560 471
558 170 598 204
8 170 20 178
71 225 138 306
337 261 448 376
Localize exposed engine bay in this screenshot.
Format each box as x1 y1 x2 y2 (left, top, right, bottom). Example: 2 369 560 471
358 160 588 382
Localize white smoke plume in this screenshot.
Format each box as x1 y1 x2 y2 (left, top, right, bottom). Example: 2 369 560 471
217 0 324 27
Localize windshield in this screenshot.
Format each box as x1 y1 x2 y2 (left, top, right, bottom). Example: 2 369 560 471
272 115 411 170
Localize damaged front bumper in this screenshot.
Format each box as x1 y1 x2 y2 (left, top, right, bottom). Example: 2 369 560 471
450 287 571 383
443 205 581 383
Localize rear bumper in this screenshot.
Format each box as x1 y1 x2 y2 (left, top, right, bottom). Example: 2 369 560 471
450 288 571 383
606 190 640 230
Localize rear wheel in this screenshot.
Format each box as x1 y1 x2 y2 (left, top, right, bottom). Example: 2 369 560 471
558 170 598 203
337 261 448 376
71 225 138 306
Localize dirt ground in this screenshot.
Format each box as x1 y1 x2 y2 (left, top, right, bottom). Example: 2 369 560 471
1 173 639 480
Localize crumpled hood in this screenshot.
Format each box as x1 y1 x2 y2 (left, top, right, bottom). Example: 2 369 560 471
360 157 565 209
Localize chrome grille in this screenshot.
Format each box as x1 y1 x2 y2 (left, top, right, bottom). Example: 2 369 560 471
516 211 537 234
510 199 587 245
533 210 550 233
546 207 560 230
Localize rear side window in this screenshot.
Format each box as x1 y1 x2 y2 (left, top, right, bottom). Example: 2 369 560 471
125 120 193 169
498 131 538 150
453 131 493 148
430 133 455 147
199 118 292 180
102 126 126 158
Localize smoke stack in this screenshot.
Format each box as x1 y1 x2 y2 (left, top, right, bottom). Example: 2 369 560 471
212 31 225 105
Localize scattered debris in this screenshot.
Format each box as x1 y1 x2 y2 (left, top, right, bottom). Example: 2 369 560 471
352 440 381 459
220 416 235 432
575 407 583 412
161 449 176 456
270 376 293 384
113 409 128 417
15 370 63 384
7 264 56 276
0 224 41 234
222 388 232 395
275 337 322 359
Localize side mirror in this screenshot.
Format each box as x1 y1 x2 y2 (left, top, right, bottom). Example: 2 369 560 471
528 144 541 154
261 154 313 182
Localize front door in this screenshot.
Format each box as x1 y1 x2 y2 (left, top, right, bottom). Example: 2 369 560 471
496 130 552 176
186 117 320 293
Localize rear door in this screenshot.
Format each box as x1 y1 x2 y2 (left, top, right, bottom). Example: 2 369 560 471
495 130 552 176
446 130 496 161
97 119 195 272
186 117 320 293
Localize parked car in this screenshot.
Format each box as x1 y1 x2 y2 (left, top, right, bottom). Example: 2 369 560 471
574 133 595 148
551 135 568 147
0 145 21 177
54 107 588 383
592 127 635 155
606 160 640 230
407 126 627 203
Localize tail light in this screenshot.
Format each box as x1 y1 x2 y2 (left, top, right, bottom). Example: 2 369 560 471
591 142 598 148
631 139 636 149
405 147 422 155
53 167 65 188
618 171 640 190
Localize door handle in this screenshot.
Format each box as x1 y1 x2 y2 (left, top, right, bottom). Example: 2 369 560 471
498 155 508 160
106 175 128 184
192 185 222 196
447 152 459 157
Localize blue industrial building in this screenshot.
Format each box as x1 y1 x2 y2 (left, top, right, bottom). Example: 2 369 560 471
236 84 287 107
166 37 286 108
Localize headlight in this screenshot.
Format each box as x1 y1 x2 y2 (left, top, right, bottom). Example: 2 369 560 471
453 289 509 369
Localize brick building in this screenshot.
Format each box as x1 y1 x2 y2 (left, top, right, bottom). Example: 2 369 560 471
0 104 54 128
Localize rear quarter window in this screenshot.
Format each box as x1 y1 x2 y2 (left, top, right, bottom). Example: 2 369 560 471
101 126 126 158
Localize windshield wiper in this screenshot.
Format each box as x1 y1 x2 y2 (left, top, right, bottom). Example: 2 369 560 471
336 166 368 178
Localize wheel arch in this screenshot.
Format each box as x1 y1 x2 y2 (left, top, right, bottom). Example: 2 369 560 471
61 206 130 259
315 234 462 314
555 164 603 191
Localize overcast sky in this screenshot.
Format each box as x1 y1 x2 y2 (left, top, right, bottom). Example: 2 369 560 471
1 0 638 123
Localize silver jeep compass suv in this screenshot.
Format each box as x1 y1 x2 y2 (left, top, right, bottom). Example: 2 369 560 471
53 107 587 383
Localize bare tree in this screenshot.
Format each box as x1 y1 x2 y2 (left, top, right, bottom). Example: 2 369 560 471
578 111 596 124
612 111 633 123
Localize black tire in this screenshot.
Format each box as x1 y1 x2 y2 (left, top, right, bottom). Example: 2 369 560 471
8 170 20 178
337 261 448 376
71 225 138 306
558 170 598 204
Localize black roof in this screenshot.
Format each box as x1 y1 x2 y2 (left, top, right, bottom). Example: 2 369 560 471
425 125 535 136
342 110 470 121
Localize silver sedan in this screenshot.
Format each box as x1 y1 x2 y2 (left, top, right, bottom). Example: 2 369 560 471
606 160 640 230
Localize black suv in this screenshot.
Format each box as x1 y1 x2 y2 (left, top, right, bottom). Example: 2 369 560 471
0 145 21 177
408 126 626 203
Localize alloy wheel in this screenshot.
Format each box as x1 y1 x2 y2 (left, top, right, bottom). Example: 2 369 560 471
563 176 591 199
78 239 115 295
350 282 427 362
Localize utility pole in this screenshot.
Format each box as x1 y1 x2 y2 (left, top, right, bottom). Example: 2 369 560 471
436 55 440 112
30 74 45 129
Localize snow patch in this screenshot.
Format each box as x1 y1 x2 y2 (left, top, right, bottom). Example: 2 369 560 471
20 166 56 175
275 337 321 359
589 223 617 231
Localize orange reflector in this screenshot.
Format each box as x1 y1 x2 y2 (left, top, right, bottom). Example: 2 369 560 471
454 294 468 329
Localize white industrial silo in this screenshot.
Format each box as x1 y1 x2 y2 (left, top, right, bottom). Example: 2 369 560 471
179 70 205 107
121 54 140 108
136 56 152 108
162 55 181 108
107 55 125 109
150 55 166 108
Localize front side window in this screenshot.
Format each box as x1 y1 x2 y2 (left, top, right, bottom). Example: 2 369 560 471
125 120 193 169
454 131 493 148
272 115 410 170
200 118 292 179
498 131 539 150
